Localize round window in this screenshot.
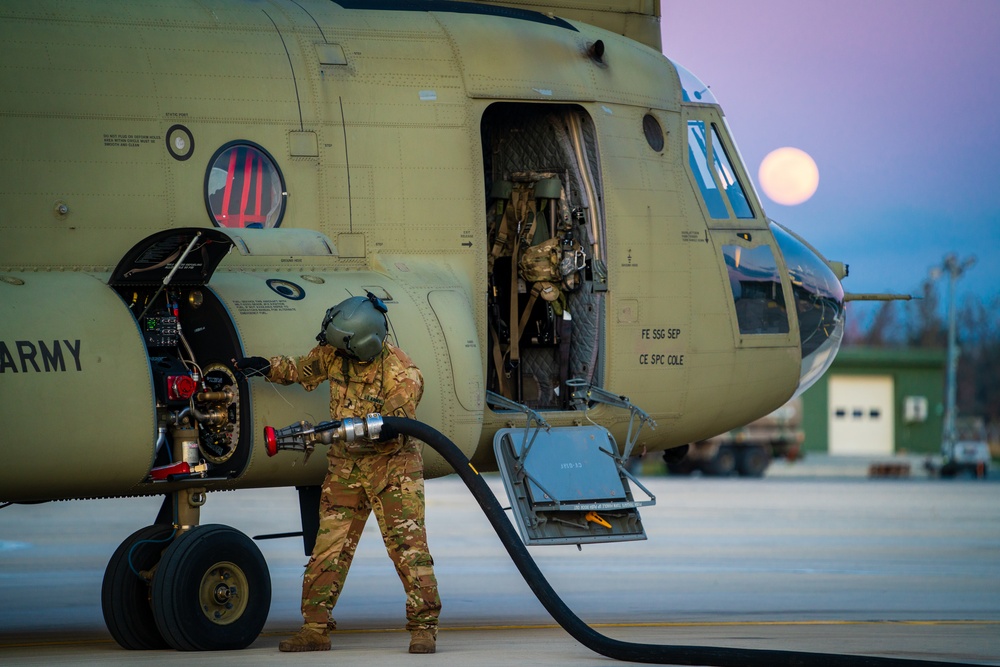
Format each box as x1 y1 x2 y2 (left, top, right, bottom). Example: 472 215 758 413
642 114 664 152
205 142 286 228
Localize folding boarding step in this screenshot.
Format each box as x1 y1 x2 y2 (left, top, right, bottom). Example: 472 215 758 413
489 385 656 546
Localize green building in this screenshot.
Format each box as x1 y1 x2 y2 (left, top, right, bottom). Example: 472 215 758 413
800 346 947 455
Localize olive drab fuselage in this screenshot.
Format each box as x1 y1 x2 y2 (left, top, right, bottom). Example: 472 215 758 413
0 0 845 502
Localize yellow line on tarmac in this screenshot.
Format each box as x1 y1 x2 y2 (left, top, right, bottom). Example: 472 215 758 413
0 638 115 649
6 620 997 648
586 620 1000 629
262 619 1000 636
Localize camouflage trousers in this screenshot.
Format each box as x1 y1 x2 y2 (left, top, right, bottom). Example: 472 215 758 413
300 447 441 632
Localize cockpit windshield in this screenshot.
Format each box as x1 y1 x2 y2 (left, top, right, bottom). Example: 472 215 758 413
770 221 846 396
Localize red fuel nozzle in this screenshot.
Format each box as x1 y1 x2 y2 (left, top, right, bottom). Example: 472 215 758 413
264 426 278 457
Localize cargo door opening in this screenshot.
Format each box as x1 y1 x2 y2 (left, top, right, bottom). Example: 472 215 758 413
481 103 606 411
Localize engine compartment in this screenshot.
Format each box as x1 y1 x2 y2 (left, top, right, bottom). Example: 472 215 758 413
109 228 250 485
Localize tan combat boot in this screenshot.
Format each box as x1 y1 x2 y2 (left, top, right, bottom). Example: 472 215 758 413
408 628 436 654
279 624 331 652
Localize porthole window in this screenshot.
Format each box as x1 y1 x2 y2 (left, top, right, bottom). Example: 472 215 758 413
642 113 664 152
205 142 286 228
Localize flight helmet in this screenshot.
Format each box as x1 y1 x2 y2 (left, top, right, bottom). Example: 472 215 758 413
317 292 389 362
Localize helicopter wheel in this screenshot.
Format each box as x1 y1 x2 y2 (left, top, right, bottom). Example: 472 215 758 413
101 524 175 650
151 524 271 651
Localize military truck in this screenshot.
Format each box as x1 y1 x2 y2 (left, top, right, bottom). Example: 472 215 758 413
938 416 992 479
666 397 804 477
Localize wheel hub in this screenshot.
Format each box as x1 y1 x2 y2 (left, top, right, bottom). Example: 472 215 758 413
198 561 249 625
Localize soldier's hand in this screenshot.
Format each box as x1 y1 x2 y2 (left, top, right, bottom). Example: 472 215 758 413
233 356 271 377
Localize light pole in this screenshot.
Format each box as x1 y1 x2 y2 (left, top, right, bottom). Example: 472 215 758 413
931 253 976 463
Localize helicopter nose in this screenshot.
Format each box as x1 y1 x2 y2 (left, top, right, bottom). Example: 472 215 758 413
769 221 846 396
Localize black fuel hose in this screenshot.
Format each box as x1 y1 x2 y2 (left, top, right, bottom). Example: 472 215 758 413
382 417 970 667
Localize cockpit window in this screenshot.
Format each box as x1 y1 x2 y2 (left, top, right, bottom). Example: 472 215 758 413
688 121 728 219
722 242 790 335
672 61 719 105
205 142 286 228
687 121 754 220
711 125 753 219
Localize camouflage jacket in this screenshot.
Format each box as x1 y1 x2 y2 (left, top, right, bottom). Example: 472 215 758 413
266 341 423 456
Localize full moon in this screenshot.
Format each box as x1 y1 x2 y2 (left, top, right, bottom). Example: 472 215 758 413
758 147 819 205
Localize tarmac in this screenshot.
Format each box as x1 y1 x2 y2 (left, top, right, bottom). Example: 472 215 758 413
763 452 951 478
1 453 998 666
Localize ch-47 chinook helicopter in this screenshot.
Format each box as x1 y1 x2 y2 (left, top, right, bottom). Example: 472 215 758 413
0 0 849 654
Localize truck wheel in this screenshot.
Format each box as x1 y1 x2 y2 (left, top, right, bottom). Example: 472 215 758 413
736 445 771 478
701 445 736 476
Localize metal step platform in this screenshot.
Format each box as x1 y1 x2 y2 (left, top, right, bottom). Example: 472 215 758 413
489 383 656 546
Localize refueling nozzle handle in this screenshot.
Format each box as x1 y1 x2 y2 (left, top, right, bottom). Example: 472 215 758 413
263 414 386 456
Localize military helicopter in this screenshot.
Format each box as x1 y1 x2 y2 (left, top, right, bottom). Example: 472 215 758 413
0 0 848 653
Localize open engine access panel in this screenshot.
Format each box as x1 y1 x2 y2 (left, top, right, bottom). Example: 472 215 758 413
109 228 249 485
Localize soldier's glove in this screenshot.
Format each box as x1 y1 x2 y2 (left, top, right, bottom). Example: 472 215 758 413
233 356 271 378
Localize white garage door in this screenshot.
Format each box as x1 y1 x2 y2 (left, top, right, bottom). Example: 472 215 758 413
828 375 894 455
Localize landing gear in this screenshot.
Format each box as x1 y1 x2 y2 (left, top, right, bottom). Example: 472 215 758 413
152 524 270 651
102 490 271 651
101 524 175 650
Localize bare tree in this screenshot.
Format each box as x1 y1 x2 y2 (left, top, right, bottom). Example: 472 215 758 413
863 300 897 347
908 277 945 348
957 295 1000 429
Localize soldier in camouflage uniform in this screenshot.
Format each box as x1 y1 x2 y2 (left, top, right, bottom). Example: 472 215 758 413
235 294 441 654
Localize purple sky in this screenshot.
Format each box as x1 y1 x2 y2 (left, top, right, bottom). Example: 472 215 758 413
661 0 1000 324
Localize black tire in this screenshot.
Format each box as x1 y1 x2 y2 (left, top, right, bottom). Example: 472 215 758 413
151 524 271 651
736 445 772 478
101 524 175 650
700 445 737 477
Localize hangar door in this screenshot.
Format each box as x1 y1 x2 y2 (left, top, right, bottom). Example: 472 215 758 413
828 375 894 455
